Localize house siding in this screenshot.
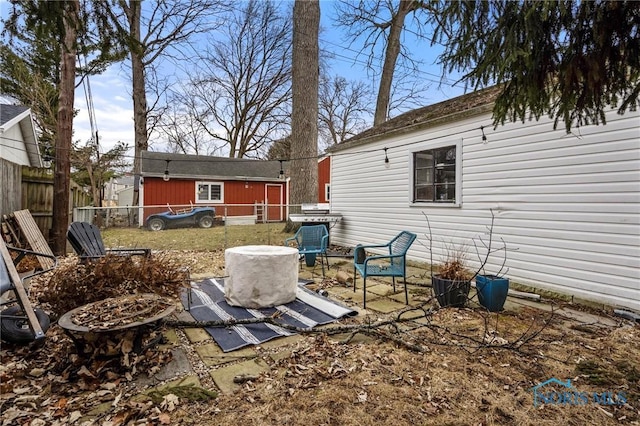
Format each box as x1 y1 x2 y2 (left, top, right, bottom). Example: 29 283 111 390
330 108 640 310
0 125 30 166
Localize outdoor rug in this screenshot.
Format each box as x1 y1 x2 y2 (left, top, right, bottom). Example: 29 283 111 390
181 278 358 352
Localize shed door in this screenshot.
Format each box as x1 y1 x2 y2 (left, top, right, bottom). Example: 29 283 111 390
266 184 283 222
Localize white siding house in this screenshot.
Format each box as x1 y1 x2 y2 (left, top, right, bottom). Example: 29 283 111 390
0 104 43 167
328 88 640 311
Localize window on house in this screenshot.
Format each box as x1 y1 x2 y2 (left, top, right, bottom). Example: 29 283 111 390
413 145 456 203
196 182 224 203
325 184 330 201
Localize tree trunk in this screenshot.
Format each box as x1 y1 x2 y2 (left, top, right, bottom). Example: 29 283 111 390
290 0 320 212
51 0 79 255
373 0 413 126
128 0 147 206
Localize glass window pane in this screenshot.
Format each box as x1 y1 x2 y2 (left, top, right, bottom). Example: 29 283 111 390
415 152 433 168
415 168 433 185
415 185 434 201
413 145 456 203
197 184 207 201
210 185 221 200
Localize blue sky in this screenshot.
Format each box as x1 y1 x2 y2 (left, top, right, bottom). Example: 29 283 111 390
71 1 467 156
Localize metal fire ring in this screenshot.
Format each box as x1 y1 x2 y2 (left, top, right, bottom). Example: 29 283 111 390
58 293 176 333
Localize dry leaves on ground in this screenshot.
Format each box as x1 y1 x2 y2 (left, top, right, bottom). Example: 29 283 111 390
1 250 638 426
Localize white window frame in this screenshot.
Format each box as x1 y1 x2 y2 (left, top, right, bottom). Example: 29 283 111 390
195 181 224 204
408 139 462 207
324 183 330 201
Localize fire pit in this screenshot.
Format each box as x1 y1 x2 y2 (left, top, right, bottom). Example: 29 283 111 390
58 293 176 333
58 294 176 356
224 245 299 308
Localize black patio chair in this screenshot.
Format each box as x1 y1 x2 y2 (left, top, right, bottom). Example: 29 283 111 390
67 222 151 261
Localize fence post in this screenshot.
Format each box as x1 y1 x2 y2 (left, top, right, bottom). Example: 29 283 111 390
224 206 228 249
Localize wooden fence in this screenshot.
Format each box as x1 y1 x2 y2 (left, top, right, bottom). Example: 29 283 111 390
0 158 21 217
1 165 92 241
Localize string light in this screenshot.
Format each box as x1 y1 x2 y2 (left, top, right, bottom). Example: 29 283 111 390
278 159 285 179
384 147 390 169
0 121 482 169
480 125 487 143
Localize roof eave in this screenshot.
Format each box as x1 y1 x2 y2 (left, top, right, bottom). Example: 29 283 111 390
329 102 495 153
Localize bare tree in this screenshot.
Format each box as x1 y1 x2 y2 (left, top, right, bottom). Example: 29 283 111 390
100 0 226 203
290 0 320 209
266 136 291 161
155 95 222 156
334 0 430 125
71 140 129 211
318 75 372 149
172 0 291 158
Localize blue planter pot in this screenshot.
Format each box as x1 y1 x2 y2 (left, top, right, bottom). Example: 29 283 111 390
304 253 317 267
476 275 509 312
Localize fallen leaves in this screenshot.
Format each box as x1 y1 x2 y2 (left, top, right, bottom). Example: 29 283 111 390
38 253 188 318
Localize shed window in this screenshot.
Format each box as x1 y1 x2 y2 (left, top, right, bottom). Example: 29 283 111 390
413 145 456 203
196 182 224 203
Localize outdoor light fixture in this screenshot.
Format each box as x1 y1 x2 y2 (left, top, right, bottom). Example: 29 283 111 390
163 159 171 182
481 126 488 144
278 159 285 179
384 147 390 169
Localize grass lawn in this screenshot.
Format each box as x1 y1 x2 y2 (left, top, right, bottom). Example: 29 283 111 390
101 223 295 251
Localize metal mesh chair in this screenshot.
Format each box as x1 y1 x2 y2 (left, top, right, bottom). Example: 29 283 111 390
353 231 417 309
284 225 329 276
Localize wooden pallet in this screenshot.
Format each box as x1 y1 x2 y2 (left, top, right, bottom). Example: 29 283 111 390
2 210 55 270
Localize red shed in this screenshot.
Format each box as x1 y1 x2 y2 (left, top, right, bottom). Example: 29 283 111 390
140 151 289 224
318 156 330 203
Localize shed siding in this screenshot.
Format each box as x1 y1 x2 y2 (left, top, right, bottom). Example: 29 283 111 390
330 109 640 310
142 178 286 220
318 157 330 203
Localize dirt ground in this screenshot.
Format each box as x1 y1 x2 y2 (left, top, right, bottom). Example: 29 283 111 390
1 250 638 426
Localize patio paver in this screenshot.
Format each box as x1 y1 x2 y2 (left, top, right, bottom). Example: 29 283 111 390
209 358 270 395
196 343 257 367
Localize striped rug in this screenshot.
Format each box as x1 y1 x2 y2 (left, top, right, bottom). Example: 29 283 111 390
182 278 357 352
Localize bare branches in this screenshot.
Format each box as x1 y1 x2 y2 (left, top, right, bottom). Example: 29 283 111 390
169 0 292 158
318 75 373 150
471 209 517 279
333 0 433 124
165 297 558 359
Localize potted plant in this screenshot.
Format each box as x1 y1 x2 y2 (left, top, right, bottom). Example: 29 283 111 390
475 274 509 312
472 210 512 312
432 244 472 308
